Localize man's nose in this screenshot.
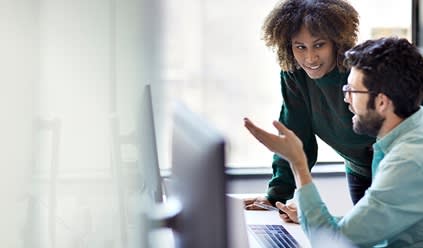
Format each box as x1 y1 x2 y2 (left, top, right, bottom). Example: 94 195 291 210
344 93 350 103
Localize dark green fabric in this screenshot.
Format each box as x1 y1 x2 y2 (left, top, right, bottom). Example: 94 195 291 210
266 68 375 205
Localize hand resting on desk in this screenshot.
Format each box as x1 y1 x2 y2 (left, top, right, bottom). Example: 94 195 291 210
243 196 299 224
243 195 271 210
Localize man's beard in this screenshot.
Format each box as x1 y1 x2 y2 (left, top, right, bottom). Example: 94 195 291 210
353 109 385 137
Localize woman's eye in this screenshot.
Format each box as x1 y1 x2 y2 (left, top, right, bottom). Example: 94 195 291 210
295 45 305 50
315 43 325 48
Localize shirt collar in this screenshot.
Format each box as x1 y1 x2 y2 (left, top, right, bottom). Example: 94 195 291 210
373 107 423 154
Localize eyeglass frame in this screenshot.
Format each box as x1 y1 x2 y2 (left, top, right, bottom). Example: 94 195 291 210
342 84 377 99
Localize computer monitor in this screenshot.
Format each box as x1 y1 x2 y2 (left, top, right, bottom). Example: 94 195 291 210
141 84 164 203
169 103 228 248
412 0 423 52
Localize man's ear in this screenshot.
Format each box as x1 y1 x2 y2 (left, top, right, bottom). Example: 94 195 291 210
375 93 393 114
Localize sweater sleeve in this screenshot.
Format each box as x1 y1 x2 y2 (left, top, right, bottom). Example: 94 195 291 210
266 71 318 205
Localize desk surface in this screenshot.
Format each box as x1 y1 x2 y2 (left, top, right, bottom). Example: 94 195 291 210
228 193 311 248
149 211 311 248
245 209 311 248
149 194 311 248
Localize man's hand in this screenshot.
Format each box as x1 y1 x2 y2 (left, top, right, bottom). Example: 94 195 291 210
276 202 299 224
243 118 304 165
243 118 312 187
243 196 272 210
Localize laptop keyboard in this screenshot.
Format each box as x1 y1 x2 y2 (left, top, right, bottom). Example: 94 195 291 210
248 224 300 248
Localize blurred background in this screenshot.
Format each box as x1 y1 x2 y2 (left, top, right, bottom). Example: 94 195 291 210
1 0 416 247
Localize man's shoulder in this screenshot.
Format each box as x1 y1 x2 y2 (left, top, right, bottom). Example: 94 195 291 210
387 132 423 167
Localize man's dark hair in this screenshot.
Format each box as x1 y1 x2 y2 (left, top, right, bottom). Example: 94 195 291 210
344 37 423 118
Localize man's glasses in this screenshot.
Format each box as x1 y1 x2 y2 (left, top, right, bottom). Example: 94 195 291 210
342 84 376 99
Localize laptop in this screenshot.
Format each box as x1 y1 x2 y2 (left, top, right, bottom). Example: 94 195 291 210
227 195 309 248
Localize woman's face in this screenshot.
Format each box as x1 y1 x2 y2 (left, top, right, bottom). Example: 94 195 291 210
291 25 337 79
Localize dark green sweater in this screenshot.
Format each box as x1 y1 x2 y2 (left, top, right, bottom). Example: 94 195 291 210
266 68 375 204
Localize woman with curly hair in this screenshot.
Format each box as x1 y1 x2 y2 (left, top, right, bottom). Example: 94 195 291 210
244 0 375 223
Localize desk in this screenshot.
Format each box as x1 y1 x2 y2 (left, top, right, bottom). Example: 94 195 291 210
149 195 312 248
228 193 311 248
244 210 311 248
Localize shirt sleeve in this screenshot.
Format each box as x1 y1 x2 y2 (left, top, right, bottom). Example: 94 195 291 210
267 71 318 205
296 152 423 247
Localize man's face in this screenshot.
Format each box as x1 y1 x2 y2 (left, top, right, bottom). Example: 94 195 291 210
344 67 384 137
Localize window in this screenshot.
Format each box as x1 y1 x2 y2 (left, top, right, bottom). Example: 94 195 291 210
157 0 412 168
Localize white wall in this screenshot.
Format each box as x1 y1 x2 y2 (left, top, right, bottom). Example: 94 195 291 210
1 0 161 247
0 1 37 246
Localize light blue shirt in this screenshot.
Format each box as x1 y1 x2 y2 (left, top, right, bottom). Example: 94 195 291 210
296 107 423 248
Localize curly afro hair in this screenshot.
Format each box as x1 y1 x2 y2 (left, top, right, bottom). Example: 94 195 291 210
262 0 359 72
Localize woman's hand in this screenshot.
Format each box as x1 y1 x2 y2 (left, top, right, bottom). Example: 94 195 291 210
243 196 272 210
